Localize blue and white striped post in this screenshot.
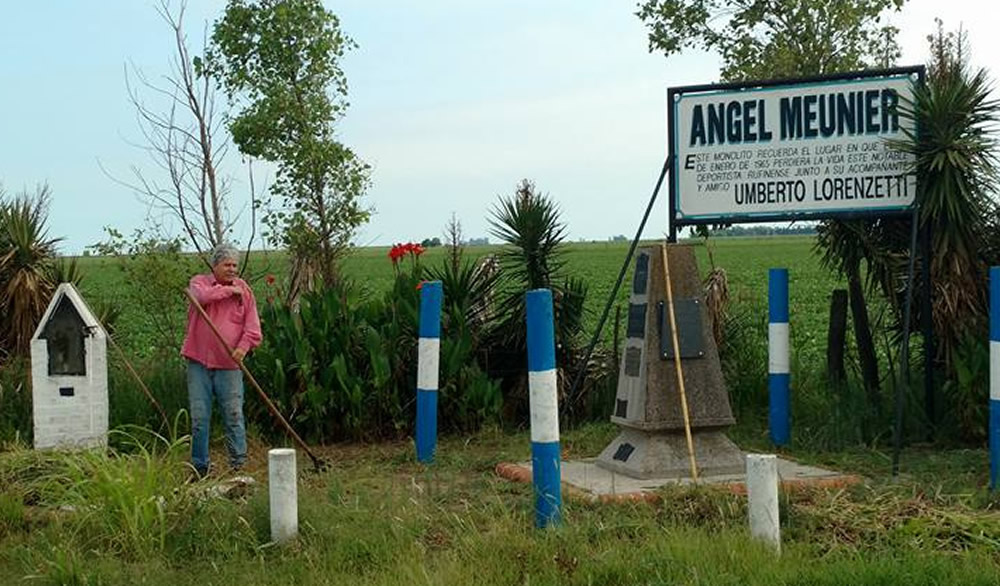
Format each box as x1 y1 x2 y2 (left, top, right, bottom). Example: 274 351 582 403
990 268 1000 490
416 280 443 463
526 289 561 528
769 268 790 446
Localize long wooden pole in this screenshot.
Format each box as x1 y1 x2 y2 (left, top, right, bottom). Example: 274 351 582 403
184 289 326 472
661 243 699 481
106 333 171 432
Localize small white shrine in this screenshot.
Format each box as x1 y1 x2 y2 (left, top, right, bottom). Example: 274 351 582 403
30 283 108 449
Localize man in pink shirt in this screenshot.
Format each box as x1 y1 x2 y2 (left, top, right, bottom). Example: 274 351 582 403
181 243 262 477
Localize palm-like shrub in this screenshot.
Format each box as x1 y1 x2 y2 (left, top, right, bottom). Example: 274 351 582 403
887 25 999 440
894 28 999 364
489 180 587 347
487 180 588 422
0 185 62 358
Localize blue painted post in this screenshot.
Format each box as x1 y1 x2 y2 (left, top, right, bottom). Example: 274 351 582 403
990 268 1000 489
526 289 561 528
769 268 790 446
416 280 443 463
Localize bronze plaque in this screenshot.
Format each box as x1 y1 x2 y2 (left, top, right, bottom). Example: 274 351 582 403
659 298 706 359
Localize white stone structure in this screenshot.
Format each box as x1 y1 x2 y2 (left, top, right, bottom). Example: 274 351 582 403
269 448 298 542
30 283 108 449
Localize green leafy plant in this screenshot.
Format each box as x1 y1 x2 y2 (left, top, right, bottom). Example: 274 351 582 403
0 359 32 444
889 22 1000 377
249 271 420 441
88 227 197 356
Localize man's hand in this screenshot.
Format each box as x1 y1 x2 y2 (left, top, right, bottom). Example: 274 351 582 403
231 285 243 297
232 348 247 363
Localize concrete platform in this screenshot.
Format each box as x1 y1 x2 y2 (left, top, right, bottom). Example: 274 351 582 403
496 455 861 503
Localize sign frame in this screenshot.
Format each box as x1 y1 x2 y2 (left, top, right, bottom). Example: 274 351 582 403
667 66 925 235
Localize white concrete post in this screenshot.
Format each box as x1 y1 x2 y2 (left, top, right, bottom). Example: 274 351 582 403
746 454 780 552
269 448 298 543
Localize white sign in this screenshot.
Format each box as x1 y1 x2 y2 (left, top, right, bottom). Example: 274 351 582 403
669 71 919 223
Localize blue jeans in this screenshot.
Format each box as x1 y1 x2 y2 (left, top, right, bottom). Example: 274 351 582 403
187 360 247 474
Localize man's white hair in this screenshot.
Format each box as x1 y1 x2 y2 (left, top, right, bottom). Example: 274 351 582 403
210 243 239 267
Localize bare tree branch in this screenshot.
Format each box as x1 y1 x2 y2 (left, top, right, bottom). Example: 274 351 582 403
101 0 260 269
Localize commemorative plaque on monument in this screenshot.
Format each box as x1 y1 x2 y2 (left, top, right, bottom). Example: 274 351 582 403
596 244 743 479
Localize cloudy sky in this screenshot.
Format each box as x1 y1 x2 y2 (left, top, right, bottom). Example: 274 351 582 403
0 1 996 254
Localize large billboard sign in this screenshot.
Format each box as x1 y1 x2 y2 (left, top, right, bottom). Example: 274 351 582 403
668 67 923 227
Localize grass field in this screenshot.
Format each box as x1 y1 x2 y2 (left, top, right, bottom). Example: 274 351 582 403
3 424 1000 585
2 425 999 585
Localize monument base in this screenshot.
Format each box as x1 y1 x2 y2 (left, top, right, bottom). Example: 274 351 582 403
596 427 744 480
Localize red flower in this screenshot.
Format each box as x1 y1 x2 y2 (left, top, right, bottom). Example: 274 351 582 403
416 280 424 291
265 274 276 285
388 243 407 265
388 242 424 265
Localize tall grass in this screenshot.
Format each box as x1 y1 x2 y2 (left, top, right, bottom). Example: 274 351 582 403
2 427 1000 584
0 358 31 444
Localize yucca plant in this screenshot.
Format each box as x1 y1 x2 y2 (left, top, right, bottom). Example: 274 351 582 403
486 180 589 423
0 185 61 358
889 22 1000 378
488 180 587 348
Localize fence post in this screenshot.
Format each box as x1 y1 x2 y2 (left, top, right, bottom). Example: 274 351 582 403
269 448 298 543
746 454 781 552
416 280 443 464
769 268 790 446
526 288 561 528
990 268 1000 489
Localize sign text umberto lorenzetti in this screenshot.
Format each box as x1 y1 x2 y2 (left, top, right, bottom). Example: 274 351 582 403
668 68 922 225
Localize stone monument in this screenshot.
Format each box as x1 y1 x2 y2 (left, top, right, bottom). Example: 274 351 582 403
30 283 108 449
596 244 743 479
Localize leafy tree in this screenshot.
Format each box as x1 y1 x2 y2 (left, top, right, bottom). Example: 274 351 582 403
89 226 197 354
203 0 370 297
637 0 906 82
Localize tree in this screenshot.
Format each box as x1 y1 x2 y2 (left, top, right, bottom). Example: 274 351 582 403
203 0 371 297
637 0 906 82
107 0 253 263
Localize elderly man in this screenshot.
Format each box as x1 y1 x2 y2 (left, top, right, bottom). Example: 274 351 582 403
181 243 262 478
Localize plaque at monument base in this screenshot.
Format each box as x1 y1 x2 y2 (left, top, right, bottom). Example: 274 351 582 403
596 244 743 479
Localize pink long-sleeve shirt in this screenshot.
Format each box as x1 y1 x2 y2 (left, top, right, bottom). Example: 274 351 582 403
181 274 262 370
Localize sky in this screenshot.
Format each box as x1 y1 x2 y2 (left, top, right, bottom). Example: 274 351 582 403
0 1 997 255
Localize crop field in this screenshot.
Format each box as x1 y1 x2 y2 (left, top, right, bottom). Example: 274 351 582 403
76 235 844 356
